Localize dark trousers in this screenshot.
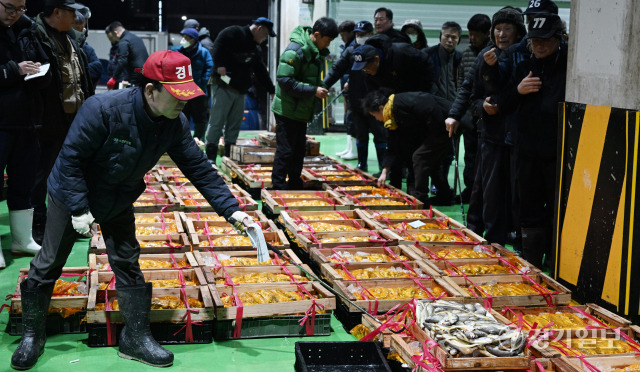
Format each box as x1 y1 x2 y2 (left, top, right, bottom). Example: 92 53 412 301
412 138 451 204
479 140 511 245
463 122 479 190
32 136 65 223
271 114 307 190
516 152 556 229
183 94 210 140
466 136 484 234
0 129 40 210
29 194 144 289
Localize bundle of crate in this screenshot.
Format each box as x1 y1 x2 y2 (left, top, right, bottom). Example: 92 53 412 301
184 209 336 340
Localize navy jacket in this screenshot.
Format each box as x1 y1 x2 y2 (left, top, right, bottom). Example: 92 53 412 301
47 87 239 222
111 30 149 82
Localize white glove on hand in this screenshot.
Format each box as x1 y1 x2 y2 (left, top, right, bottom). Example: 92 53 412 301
230 211 253 236
72 211 95 237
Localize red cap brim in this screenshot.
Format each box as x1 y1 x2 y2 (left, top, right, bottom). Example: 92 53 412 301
162 81 205 101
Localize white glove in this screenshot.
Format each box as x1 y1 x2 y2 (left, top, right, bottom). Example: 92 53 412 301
230 211 253 236
72 211 95 237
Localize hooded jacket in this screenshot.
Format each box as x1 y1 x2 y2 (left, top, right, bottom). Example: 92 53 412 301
272 26 329 122
0 15 50 130
47 87 239 221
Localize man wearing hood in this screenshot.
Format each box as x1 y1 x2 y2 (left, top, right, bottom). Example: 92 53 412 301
205 17 276 162
400 19 427 50
271 17 338 190
178 27 212 141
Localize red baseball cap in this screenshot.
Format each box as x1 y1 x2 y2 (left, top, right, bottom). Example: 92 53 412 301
141 50 204 100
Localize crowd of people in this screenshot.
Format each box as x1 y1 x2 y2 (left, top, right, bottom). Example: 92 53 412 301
2 0 569 368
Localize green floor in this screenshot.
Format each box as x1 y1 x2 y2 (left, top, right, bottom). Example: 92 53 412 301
0 131 468 371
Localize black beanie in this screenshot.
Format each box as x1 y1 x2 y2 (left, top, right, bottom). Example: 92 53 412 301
490 6 527 46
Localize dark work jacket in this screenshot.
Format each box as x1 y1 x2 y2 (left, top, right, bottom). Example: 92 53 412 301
365 34 435 94
426 44 463 102
82 42 102 84
381 27 411 44
0 15 50 130
112 30 149 82
493 44 568 159
448 44 494 122
384 92 450 169
34 14 94 141
47 88 240 221
323 39 356 90
211 25 274 94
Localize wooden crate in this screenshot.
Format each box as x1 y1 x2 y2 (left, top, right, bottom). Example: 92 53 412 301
528 329 640 359
286 220 379 241
87 286 214 323
184 218 278 236
320 261 439 285
446 272 572 307
326 185 423 210
333 277 462 313
309 245 423 266
261 189 351 213
493 303 632 339
180 210 268 224
10 267 90 312
170 184 258 212
203 264 314 285
89 252 198 271
294 230 399 251
134 211 182 225
231 145 276 164
428 256 540 277
190 230 289 251
358 208 466 229
279 210 361 224
556 355 640 372
258 132 320 155
390 227 487 246
410 243 518 261
231 163 273 189
303 167 376 187
194 249 303 267
323 184 422 209
132 190 178 213
366 216 466 232
90 233 191 254
209 282 336 319
90 268 208 290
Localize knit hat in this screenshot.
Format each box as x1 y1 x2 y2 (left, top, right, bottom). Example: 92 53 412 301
490 6 526 45
401 19 423 34
180 28 199 42
523 0 559 15
142 51 205 100
527 13 564 39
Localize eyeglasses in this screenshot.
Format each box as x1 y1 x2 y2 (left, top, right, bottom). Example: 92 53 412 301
0 0 27 16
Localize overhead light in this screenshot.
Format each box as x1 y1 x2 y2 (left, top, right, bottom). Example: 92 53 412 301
181 15 187 21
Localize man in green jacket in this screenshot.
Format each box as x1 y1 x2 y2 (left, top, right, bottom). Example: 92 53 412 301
271 17 338 189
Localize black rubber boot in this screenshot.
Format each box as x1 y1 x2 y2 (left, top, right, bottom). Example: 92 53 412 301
224 142 235 158
356 144 368 172
520 228 546 270
11 280 54 370
117 283 173 367
205 143 217 163
31 214 46 246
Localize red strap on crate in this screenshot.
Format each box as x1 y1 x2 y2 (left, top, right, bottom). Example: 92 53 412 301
360 299 417 342
410 339 444 372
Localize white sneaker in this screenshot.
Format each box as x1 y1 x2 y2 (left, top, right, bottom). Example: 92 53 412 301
336 135 352 157
10 209 41 255
340 136 358 160
0 238 6 269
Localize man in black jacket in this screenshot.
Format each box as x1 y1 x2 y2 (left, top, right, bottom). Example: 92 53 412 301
30 0 94 245
373 7 410 44
105 21 149 86
205 17 276 163
11 51 255 370
0 0 50 268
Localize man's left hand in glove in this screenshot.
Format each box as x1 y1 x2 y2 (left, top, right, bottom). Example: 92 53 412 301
229 211 254 236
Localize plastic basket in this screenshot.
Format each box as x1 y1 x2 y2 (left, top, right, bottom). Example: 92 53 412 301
86 320 213 347
5 311 87 336
213 313 331 340
294 341 391 372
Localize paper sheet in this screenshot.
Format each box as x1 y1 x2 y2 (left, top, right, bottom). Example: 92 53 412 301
220 75 231 84
246 223 270 263
24 63 49 81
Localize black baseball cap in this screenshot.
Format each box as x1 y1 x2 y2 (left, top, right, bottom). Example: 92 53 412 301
523 0 559 15
252 17 277 37
354 20 373 34
45 0 85 10
352 44 378 70
527 13 563 39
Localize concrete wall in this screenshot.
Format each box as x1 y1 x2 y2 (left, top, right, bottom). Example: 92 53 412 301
566 0 640 110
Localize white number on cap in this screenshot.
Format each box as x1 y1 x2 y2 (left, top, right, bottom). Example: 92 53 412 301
529 0 541 7
532 17 546 28
176 66 186 79
354 55 362 62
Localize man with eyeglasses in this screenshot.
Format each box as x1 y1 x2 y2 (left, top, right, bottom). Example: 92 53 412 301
1 0 51 270
30 0 94 246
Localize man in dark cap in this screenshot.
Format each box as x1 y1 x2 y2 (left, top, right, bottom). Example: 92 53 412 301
204 17 276 163
30 0 94 245
105 20 149 87
488 12 567 272
11 50 255 370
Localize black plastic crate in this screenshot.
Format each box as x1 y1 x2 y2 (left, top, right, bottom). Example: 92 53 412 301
5 310 87 336
86 320 213 347
214 313 331 340
295 341 391 372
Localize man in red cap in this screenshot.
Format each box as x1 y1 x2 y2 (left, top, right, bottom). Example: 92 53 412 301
11 50 254 370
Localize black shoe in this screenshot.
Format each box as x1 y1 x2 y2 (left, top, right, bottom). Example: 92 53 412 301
429 195 454 206
372 172 381 178
117 283 174 367
11 280 54 371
